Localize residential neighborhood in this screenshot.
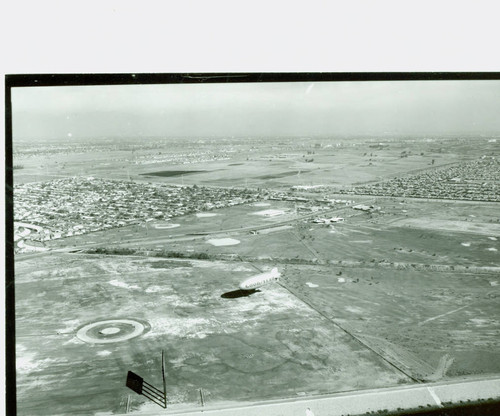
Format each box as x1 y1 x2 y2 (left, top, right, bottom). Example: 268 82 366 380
14 177 264 247
341 157 499 202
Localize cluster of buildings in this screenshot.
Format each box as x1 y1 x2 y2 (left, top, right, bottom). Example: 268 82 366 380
14 177 263 243
341 158 499 202
269 192 355 213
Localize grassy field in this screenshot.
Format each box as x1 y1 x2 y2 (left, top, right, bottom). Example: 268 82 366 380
140 170 206 177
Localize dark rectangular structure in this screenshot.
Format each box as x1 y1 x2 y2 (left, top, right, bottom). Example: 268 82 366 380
126 371 144 395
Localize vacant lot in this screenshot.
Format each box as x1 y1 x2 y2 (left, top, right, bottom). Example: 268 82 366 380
15 254 409 415
281 264 500 381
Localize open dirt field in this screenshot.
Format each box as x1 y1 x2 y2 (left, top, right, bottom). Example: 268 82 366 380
16 136 493 187
15 193 500 415
15 254 409 415
281 264 500 380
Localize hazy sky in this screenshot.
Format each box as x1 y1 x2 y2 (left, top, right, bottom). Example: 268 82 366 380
11 80 500 140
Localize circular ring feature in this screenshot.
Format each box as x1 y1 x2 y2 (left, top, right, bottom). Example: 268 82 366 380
76 319 149 344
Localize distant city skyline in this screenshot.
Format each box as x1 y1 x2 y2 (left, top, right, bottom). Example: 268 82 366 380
11 80 500 140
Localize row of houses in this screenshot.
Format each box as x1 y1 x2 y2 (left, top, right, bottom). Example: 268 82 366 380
340 158 499 202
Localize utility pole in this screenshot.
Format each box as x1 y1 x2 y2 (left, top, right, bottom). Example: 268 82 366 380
126 395 131 413
161 350 167 409
199 388 205 410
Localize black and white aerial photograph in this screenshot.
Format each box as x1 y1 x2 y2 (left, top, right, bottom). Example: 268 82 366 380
7 74 500 416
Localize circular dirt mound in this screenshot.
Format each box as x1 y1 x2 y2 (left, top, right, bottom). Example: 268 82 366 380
76 319 150 344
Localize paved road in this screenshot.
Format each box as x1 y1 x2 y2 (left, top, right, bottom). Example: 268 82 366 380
14 203 366 258
135 377 500 416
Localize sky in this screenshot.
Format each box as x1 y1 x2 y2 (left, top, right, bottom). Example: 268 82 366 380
11 80 500 140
